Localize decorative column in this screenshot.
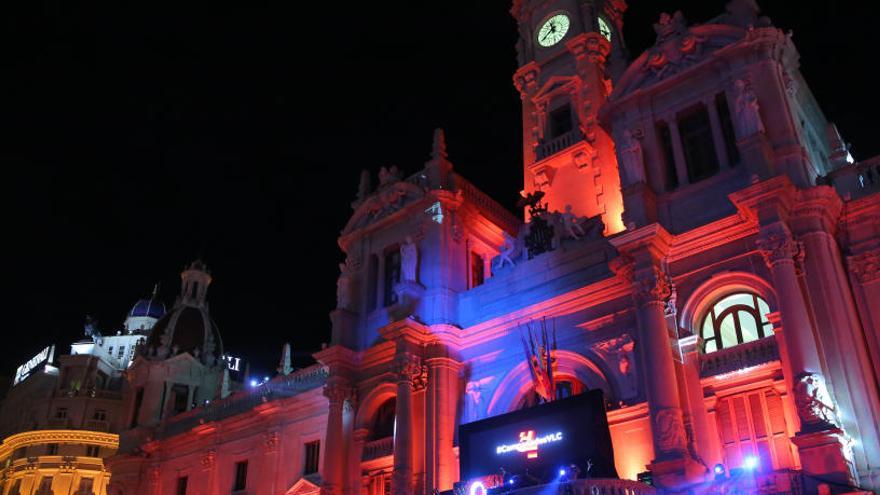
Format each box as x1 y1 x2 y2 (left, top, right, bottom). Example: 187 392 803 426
425 352 461 492
610 225 704 489
705 97 731 169
792 189 880 481
666 117 690 187
848 250 880 381
324 379 356 495
392 353 424 495
678 335 722 468
348 428 370 495
757 223 855 485
634 264 688 459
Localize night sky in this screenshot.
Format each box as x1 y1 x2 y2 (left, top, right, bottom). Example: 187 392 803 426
1 1 875 380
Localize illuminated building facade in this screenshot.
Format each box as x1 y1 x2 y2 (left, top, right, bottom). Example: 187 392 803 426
21 0 880 494
0 293 164 494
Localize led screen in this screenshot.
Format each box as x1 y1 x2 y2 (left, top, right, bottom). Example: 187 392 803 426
458 390 617 482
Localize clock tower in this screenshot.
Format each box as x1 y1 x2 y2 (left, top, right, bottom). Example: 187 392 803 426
512 0 627 234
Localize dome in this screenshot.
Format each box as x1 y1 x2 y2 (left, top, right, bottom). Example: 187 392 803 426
129 298 166 320
144 305 224 365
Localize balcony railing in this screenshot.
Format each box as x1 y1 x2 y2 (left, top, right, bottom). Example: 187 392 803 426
362 436 394 461
46 418 70 429
507 479 656 495
84 419 110 432
700 336 779 378
536 130 582 161
822 154 880 200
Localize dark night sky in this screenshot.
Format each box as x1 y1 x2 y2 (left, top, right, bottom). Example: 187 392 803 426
0 1 875 379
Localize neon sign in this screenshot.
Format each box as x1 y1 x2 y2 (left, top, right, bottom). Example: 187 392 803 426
14 345 55 386
495 430 563 459
220 354 242 372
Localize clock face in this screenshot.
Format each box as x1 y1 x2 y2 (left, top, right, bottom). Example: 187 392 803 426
598 17 612 42
536 13 571 47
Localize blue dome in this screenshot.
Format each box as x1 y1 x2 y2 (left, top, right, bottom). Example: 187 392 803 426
129 298 166 320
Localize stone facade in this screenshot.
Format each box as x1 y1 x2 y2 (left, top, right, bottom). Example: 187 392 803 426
5 1 880 494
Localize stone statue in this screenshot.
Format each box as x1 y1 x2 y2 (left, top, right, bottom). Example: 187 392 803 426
735 79 765 136
336 263 352 309
619 129 645 185
653 11 687 41
561 205 586 240
355 169 371 204
400 236 418 282
83 315 101 339
378 165 401 186
498 231 517 268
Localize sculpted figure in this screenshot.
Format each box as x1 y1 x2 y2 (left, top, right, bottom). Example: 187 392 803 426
498 231 517 268
619 129 645 185
735 79 765 136
561 205 586 240
336 262 351 309
400 236 418 282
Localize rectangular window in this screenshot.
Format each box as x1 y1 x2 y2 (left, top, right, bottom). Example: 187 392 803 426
93 409 107 421
549 104 573 138
75 478 94 495
36 477 53 495
108 346 114 356
46 443 58 455
55 408 68 419
233 460 248 491
715 93 740 165
304 440 320 475
131 387 144 428
678 105 720 183
656 121 679 191
383 249 401 307
469 251 485 288
86 445 100 457
117 345 126 359
176 476 188 495
171 384 189 415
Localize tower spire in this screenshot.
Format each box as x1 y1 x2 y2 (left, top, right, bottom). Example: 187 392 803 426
179 259 212 308
431 128 448 160
277 342 293 375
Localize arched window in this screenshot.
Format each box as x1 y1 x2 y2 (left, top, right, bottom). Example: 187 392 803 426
516 378 585 410
701 292 771 353
371 398 396 440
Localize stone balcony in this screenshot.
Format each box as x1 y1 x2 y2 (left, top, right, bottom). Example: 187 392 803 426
506 479 656 495
362 436 393 461
699 336 779 378
536 130 583 161
822 155 880 200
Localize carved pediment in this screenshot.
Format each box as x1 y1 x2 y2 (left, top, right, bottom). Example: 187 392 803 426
285 477 321 495
611 22 747 100
341 180 426 236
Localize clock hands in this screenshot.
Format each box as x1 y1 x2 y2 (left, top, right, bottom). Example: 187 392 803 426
540 22 556 42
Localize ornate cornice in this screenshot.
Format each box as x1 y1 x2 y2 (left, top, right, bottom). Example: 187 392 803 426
0 430 118 458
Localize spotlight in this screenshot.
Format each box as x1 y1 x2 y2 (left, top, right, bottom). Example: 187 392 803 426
559 468 566 476
509 479 515 486
743 456 759 470
249 379 259 387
